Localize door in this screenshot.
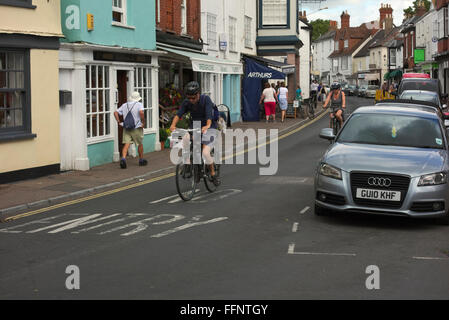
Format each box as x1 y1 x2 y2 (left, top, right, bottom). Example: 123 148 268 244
117 70 128 155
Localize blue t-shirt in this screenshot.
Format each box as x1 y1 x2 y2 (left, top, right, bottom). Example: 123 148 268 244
177 95 217 129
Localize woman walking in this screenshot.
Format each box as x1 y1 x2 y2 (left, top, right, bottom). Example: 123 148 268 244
277 82 288 123
259 82 278 123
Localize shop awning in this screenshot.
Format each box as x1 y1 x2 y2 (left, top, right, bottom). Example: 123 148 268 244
389 70 403 78
364 73 380 81
158 45 243 75
384 72 390 80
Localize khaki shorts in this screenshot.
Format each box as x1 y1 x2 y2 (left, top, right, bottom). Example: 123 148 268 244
123 127 144 146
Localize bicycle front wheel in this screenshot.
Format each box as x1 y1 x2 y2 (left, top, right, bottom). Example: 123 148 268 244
204 164 221 193
308 100 315 119
176 163 197 201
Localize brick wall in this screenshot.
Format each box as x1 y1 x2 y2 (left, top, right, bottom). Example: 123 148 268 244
156 0 201 40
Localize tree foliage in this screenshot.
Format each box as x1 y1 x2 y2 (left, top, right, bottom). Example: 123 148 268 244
310 19 331 42
403 0 431 19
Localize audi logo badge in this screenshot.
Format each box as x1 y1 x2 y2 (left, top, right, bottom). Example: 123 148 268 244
368 177 392 187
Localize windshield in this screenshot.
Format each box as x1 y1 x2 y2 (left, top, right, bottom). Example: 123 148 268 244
401 81 438 93
337 113 445 149
399 91 439 105
368 85 378 90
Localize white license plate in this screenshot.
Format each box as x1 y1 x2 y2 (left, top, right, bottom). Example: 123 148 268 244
356 189 401 202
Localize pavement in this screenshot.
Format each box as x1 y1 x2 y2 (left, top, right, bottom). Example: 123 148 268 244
0 103 326 221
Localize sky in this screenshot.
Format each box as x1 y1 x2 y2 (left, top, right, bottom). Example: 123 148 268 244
301 0 431 27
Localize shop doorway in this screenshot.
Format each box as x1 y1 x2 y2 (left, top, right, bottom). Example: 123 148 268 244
117 70 128 155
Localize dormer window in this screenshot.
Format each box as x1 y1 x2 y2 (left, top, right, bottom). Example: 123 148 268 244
261 0 288 27
335 41 339 51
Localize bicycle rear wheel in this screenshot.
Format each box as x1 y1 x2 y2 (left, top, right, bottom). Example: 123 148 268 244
308 100 315 119
176 163 197 201
204 163 221 193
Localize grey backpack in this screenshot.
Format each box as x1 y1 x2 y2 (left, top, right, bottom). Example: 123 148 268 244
123 103 137 130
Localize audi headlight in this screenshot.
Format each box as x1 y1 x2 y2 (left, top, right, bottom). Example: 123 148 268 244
319 163 342 180
418 172 447 186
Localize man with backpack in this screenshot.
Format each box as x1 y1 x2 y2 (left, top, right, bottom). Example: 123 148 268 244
169 81 220 186
114 91 148 169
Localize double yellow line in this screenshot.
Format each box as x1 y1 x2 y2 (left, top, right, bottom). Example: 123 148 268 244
5 110 329 222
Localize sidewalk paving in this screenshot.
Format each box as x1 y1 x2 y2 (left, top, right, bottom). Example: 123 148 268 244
0 104 326 221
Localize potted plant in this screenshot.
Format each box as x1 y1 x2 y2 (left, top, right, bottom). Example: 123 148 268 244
159 127 169 150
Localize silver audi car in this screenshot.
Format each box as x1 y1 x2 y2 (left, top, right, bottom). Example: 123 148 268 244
315 105 449 224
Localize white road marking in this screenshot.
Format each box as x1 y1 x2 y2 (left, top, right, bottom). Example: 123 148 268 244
292 223 299 233
151 216 228 238
98 214 185 236
287 243 356 257
300 207 310 214
412 257 449 261
27 214 103 234
150 190 200 204
0 214 67 233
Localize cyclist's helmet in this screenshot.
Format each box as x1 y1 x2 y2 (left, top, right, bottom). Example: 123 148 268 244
330 82 341 91
185 81 200 95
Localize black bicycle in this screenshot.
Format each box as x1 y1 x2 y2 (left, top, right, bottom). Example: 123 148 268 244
308 92 317 119
330 107 344 136
173 128 221 201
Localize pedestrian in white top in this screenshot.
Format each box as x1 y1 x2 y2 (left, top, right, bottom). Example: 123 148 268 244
259 82 279 123
114 91 148 169
277 82 289 123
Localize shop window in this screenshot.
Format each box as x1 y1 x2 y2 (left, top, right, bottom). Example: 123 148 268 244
0 49 31 137
112 0 127 25
134 67 154 130
202 73 212 97
86 65 111 139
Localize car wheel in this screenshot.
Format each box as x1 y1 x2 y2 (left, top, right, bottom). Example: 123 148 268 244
315 204 330 216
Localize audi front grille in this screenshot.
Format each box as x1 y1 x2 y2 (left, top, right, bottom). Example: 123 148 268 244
350 172 411 209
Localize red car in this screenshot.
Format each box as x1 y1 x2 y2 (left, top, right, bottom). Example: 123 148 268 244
402 73 431 79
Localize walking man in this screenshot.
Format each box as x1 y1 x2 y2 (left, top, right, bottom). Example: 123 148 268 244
114 91 148 169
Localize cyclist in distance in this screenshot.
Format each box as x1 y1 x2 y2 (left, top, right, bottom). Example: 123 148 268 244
310 80 319 107
170 81 220 186
323 82 346 128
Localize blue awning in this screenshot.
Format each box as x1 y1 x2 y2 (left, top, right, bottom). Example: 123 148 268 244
244 58 286 80
242 58 286 122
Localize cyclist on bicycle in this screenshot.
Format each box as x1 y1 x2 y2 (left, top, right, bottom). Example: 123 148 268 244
169 81 220 186
323 82 346 128
310 80 319 107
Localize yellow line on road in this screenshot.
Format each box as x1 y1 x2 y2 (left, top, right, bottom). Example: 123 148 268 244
5 110 329 222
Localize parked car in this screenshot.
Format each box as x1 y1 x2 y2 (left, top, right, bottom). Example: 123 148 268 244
358 85 368 97
375 98 449 127
343 85 358 96
365 85 378 98
396 78 447 103
316 105 449 224
402 73 431 79
398 90 445 111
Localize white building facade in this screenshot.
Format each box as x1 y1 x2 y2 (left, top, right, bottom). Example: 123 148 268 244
415 9 439 77
311 30 335 85
299 18 312 99
200 0 255 122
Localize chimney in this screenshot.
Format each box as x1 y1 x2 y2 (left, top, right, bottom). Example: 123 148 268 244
384 16 393 32
379 3 393 29
340 11 350 29
329 20 338 31
415 1 427 17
